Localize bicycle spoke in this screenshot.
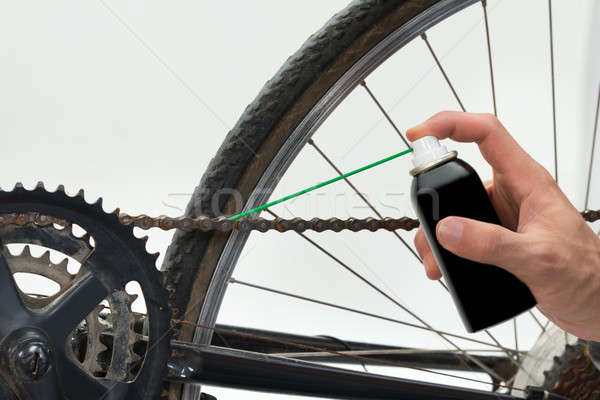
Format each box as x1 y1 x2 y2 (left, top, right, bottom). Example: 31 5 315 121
348 240 520 371
482 330 518 364
513 319 519 362
359 81 411 148
266 208 517 380
272 348 525 358
527 310 546 332
584 84 600 210
308 137 454 295
548 0 558 183
229 276 513 382
307 138 421 262
229 277 514 351
174 327 527 393
265 211 434 337
337 240 507 381
481 0 497 116
498 321 538 388
419 22 530 373
341 3 506 160
543 320 551 332
272 210 426 326
421 32 466 112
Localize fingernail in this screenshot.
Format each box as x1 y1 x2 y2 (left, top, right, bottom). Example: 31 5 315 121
405 124 421 141
437 218 463 249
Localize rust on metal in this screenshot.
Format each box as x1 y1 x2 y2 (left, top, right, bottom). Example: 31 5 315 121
0 209 598 234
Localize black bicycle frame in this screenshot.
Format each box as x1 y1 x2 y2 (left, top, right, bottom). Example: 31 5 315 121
168 341 516 400
163 325 568 400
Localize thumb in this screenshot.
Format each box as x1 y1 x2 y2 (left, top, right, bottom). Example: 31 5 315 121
435 216 523 273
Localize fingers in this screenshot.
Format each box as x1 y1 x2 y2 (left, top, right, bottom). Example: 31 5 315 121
435 216 525 275
423 252 442 280
414 228 442 280
406 112 542 182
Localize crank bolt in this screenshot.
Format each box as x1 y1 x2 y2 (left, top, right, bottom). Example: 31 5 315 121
15 341 51 381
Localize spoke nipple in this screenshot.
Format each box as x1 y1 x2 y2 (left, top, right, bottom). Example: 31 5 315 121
420 32 427 40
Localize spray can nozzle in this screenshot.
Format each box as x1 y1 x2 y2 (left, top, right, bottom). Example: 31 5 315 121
411 136 451 169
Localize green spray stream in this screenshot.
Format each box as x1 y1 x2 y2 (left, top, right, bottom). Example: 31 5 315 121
228 147 414 221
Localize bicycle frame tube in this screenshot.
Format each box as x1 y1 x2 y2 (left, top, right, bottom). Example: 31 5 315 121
168 342 521 400
210 324 515 376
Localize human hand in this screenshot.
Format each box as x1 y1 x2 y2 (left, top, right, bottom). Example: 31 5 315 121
406 111 600 340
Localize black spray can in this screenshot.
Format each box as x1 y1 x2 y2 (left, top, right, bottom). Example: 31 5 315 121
409 137 536 332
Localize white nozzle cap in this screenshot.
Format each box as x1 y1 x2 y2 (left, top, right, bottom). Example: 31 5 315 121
411 136 450 168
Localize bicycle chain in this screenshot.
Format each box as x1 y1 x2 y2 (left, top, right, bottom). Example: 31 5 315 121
1 209 599 233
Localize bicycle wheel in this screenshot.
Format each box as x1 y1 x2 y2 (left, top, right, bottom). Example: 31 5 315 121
162 0 597 398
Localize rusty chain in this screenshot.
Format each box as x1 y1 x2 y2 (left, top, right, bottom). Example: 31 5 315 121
1 209 599 233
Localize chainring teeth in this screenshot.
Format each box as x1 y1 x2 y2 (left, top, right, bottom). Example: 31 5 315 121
0 182 168 298
0 182 171 399
3 236 142 381
5 245 73 307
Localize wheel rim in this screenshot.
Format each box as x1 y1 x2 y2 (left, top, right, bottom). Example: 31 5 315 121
182 1 509 399
192 0 478 346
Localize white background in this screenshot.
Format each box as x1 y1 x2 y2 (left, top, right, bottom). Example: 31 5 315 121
1 1 600 399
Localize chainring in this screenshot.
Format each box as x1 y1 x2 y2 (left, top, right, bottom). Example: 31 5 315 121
3 243 143 380
0 183 170 400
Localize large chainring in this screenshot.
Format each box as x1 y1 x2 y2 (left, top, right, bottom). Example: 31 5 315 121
1 237 141 380
0 183 170 400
